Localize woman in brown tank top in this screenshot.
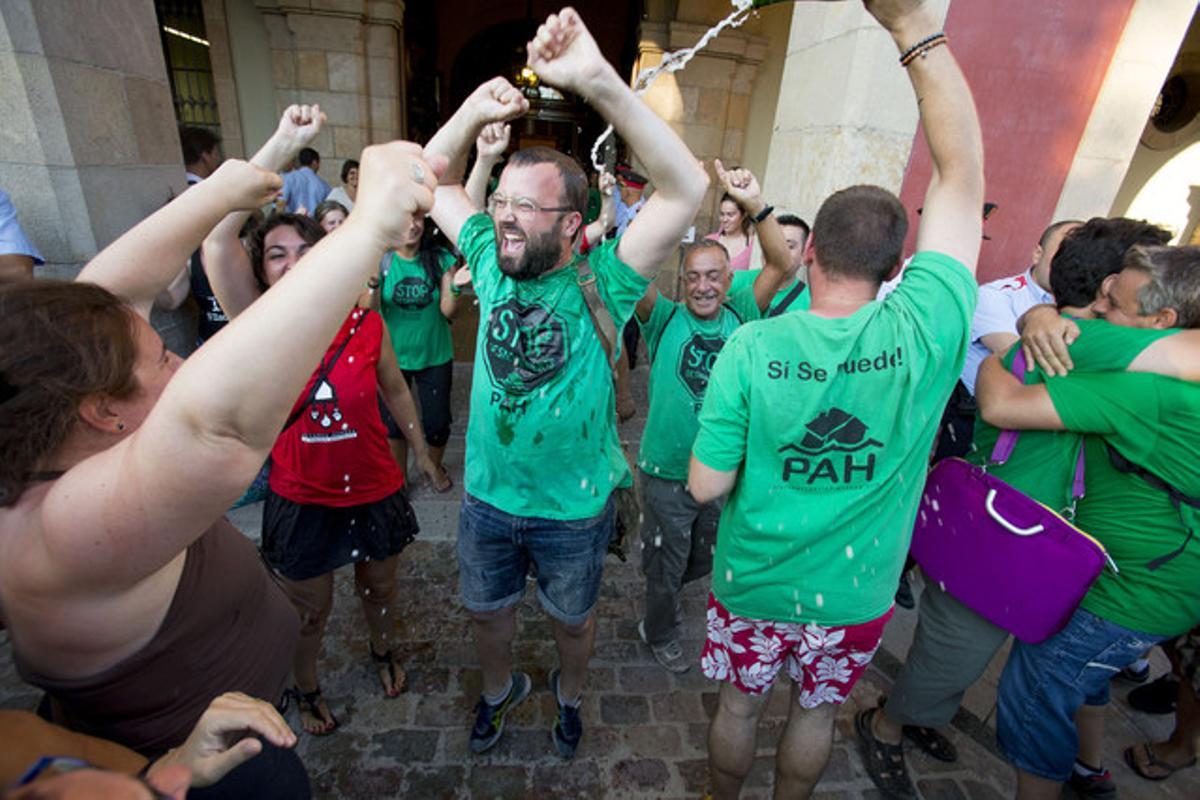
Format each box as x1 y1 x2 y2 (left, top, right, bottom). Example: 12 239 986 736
0 105 442 773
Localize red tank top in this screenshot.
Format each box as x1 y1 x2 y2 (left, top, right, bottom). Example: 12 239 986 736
269 308 404 506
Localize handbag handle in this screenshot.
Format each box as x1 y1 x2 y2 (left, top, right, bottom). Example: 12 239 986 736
985 489 1046 536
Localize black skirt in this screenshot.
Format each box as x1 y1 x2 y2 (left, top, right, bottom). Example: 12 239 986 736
261 487 419 581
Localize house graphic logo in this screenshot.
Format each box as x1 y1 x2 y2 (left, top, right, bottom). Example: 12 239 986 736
778 408 883 485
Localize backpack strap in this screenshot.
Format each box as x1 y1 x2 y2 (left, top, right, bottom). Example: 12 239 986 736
1106 442 1200 570
576 257 620 372
766 280 807 318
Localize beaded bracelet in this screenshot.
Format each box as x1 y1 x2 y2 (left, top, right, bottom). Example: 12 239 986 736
899 32 948 67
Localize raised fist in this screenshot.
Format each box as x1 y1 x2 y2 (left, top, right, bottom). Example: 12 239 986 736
274 104 326 149
208 159 283 211
526 8 610 95
353 141 445 249
467 78 529 129
862 0 933 35
476 122 511 160
714 159 761 209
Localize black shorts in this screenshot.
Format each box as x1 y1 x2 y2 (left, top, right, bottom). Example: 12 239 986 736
261 487 419 581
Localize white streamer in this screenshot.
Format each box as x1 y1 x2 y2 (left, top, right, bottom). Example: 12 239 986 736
590 0 759 171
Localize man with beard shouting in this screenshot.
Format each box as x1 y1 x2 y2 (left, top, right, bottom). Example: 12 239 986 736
424 7 708 758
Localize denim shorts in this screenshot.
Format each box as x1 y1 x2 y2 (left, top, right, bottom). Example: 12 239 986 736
456 493 614 627
997 607 1163 781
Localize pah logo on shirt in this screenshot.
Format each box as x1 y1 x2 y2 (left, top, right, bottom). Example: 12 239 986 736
390 276 434 310
778 407 882 486
483 299 568 395
678 333 726 404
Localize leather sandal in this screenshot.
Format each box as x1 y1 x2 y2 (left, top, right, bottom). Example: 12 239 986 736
1124 742 1196 781
855 707 916 799
903 724 958 763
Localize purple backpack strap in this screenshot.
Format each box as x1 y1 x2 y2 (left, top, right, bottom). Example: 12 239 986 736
989 349 1028 465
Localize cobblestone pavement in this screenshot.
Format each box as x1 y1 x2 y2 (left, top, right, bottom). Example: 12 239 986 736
2 362 1199 799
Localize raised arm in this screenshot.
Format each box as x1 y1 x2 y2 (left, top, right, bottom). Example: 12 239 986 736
202 105 325 319
425 79 528 246
865 0 984 272
714 160 789 312
527 8 708 276
583 171 617 246
466 122 510 211
44 144 444 585
75 164 282 320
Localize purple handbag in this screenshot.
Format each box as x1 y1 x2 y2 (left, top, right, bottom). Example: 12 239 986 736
910 354 1117 644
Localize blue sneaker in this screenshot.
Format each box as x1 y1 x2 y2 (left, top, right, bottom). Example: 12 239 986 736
469 671 531 754
549 668 583 758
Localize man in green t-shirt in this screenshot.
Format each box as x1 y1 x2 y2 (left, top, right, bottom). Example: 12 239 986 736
423 10 708 759
686 2 985 796
728 213 812 316
635 162 791 674
864 216 1176 800
975 245 1200 799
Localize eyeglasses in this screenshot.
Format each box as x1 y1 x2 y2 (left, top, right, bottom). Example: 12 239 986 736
487 193 574 218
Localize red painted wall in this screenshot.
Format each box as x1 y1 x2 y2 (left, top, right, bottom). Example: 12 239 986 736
896 0 1135 283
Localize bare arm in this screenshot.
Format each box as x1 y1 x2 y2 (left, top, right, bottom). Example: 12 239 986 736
203 105 326 319
425 80 528 246
466 122 510 210
527 9 708 276
866 1 984 272
376 324 449 489
688 457 737 504
0 253 34 282
438 267 459 319
42 144 444 586
975 355 1064 431
75 170 276 320
154 264 192 311
713 160 789 312
583 171 617 246
634 281 659 323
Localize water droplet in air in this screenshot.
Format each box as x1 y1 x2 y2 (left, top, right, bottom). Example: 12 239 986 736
725 569 733 583
580 478 589 489
845 545 855 559
930 499 940 513
653 535 662 547
815 593 824 607
343 473 350 481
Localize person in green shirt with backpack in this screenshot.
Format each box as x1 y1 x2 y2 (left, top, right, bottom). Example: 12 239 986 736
635 160 792 674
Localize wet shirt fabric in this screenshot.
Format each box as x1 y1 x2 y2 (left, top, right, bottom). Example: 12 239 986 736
1046 370 1200 637
637 288 760 480
380 247 456 370
693 251 976 625
269 308 404 506
968 319 1175 512
730 269 811 316
458 212 649 520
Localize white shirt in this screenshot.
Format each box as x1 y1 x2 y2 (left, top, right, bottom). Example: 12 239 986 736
960 267 1053 395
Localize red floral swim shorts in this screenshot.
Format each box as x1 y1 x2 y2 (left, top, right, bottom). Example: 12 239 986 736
700 592 893 708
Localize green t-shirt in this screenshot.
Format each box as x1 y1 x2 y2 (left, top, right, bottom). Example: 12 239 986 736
458 212 650 519
636 288 761 480
380 248 456 370
969 318 1175 512
1047 371 1200 637
693 251 976 625
730 269 810 316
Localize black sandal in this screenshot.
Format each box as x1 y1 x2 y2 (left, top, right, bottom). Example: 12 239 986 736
1124 742 1196 781
370 645 407 697
289 686 339 736
903 724 958 763
855 707 916 800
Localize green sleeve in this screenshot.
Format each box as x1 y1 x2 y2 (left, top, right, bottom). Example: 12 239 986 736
592 237 652 332
436 248 457 276
729 269 758 295
458 213 497 303
638 294 676 361
693 326 751 471
728 286 762 323
883 251 978 370
1067 319 1176 371
1046 371 1162 444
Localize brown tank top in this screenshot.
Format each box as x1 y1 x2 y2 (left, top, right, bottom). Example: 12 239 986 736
15 518 300 756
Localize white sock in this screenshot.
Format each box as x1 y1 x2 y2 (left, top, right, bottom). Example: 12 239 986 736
1128 657 1150 673
556 679 581 708
1073 759 1104 777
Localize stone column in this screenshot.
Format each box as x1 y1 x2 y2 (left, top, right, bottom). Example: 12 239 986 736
0 0 187 278
256 0 403 182
760 0 949 226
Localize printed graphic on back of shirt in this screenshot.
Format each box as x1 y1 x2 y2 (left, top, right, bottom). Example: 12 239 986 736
778 408 883 487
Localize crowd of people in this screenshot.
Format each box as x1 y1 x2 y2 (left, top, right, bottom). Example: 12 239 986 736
1 1 1199 798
